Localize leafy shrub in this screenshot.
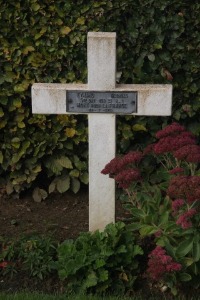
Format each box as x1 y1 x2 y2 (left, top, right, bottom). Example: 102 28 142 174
102 122 200 295
0 236 57 279
0 1 200 196
56 222 143 294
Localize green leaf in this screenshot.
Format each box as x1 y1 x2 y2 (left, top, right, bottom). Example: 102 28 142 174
13 98 22 108
76 17 85 25
32 188 48 203
71 178 80 194
127 223 143 231
179 273 192 282
49 181 56 194
23 46 35 55
176 238 193 257
139 225 158 236
57 157 73 169
0 151 3 164
130 208 145 218
18 121 26 128
69 169 79 177
14 82 29 93
31 3 40 11
148 54 155 62
182 257 194 267
6 182 14 195
99 269 108 282
132 124 147 132
60 26 71 35
57 176 70 193
159 211 169 225
45 158 63 175
85 271 97 288
80 172 89 184
193 242 200 262
0 107 4 117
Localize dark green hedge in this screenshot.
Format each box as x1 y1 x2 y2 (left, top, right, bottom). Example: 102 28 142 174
0 0 200 196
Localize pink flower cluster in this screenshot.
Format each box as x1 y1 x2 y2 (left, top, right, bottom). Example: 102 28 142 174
173 145 200 163
115 169 141 189
176 208 197 229
147 246 182 281
150 122 200 165
167 175 200 204
154 131 196 154
156 123 185 139
172 199 185 214
101 151 143 189
0 261 8 268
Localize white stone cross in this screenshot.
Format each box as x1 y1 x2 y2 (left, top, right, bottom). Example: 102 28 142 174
32 32 172 231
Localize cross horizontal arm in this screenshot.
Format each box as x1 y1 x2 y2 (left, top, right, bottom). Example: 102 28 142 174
32 83 172 116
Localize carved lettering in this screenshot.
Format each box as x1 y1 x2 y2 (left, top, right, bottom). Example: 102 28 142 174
67 91 137 114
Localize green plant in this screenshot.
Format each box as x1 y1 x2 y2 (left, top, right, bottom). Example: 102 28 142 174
56 222 143 294
0 236 58 279
102 122 200 295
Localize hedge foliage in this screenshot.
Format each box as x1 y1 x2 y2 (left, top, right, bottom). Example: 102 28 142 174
0 0 200 196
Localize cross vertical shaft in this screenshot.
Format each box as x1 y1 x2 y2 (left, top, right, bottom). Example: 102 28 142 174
88 32 116 231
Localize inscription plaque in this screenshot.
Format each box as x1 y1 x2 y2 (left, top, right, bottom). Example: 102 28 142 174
66 91 137 113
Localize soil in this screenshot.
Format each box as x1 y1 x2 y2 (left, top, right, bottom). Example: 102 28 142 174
0 188 126 242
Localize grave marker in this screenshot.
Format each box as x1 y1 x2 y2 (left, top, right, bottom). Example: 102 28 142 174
32 32 172 231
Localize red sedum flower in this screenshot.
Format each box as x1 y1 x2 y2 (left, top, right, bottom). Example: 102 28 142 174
173 145 200 163
172 199 185 214
167 175 200 204
114 168 141 189
176 208 197 229
147 246 182 281
153 132 196 154
156 122 186 139
0 261 9 268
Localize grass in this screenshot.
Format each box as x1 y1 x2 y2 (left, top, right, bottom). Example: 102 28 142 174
0 293 137 300
0 292 200 300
